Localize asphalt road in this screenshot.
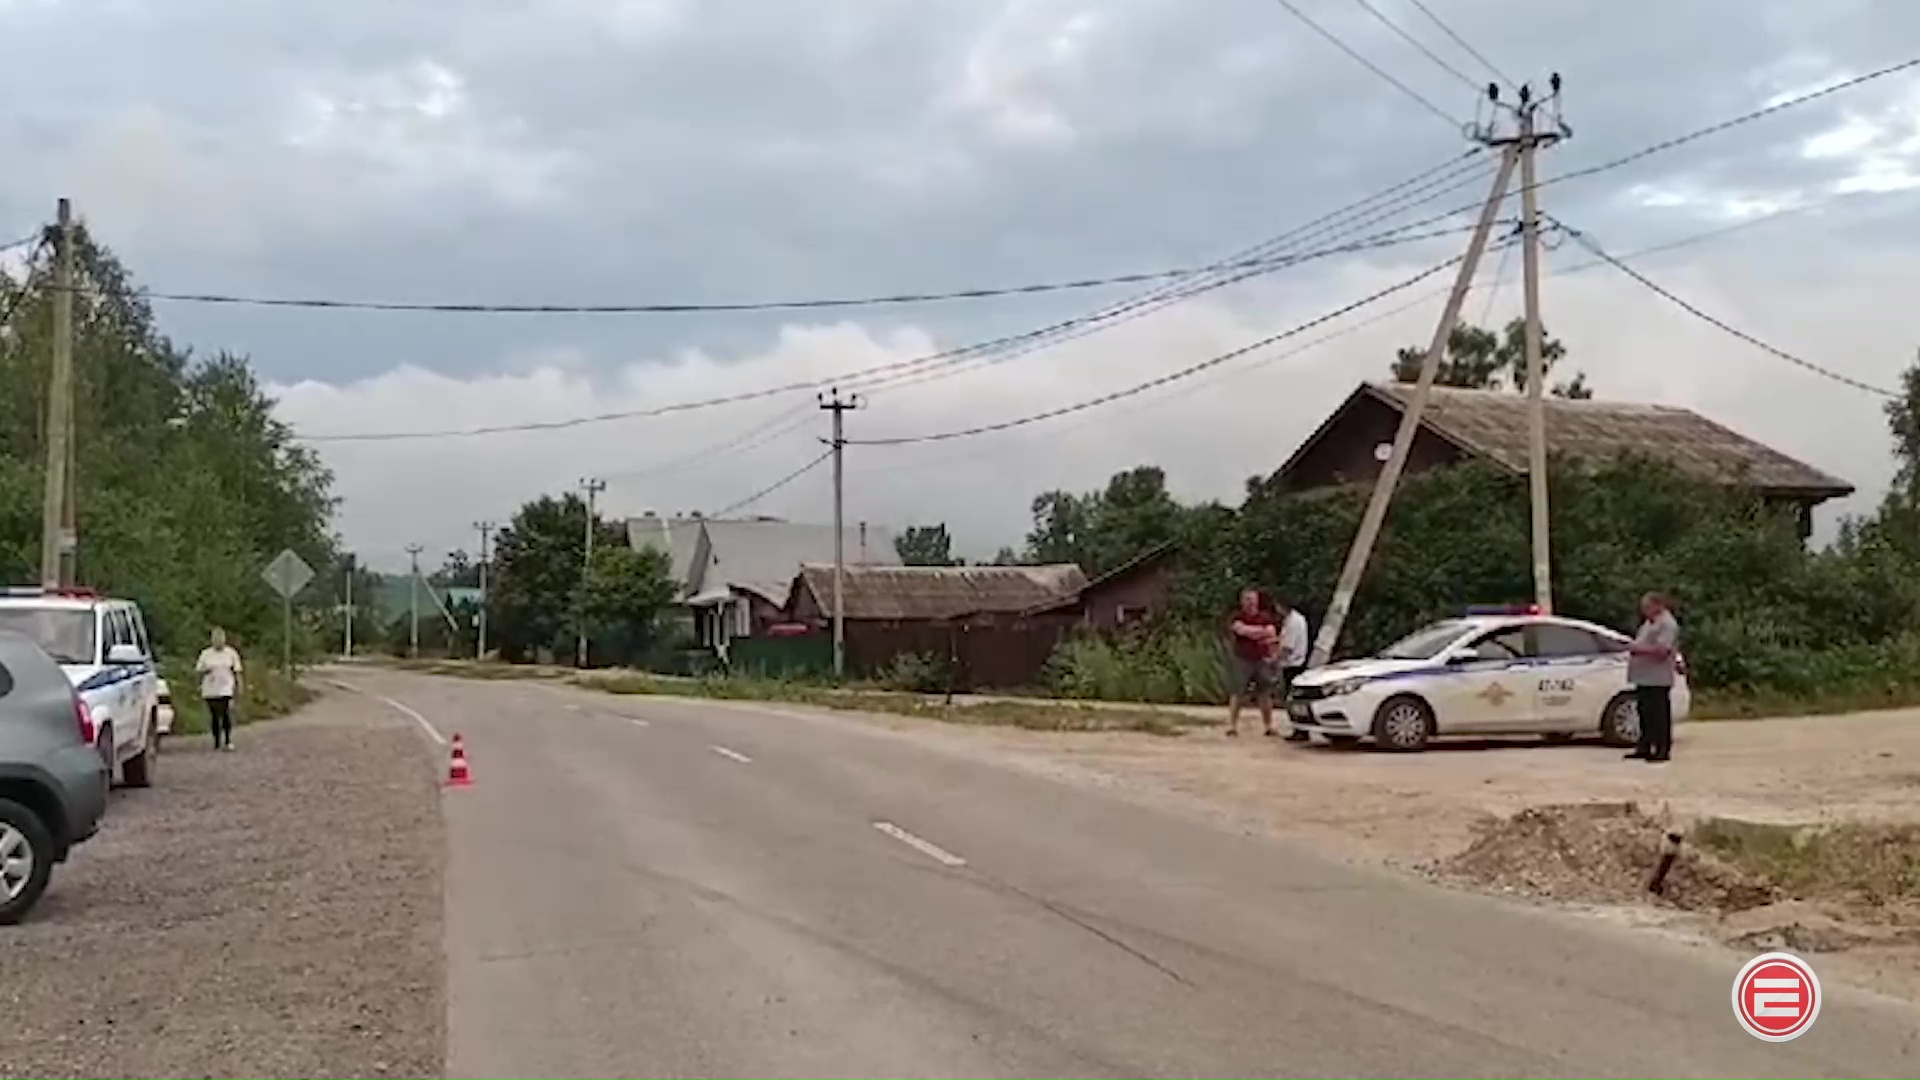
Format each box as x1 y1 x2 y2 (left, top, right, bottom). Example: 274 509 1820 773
336 669 1920 1079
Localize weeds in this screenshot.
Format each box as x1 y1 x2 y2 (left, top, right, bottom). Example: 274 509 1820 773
1693 818 1920 906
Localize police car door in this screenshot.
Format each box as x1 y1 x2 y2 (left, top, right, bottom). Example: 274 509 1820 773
1530 623 1612 731
105 608 138 761
1432 623 1535 733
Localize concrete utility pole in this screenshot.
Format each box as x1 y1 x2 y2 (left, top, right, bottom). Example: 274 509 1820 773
1308 142 1521 668
406 544 424 659
343 554 355 659
1515 79 1568 614
38 199 74 588
473 521 495 660
577 478 605 668
819 388 862 680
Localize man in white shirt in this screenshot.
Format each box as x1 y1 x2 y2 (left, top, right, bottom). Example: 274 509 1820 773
195 627 244 752
1275 598 1312 743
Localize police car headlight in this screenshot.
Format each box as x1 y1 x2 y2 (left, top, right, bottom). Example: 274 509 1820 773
1324 677 1368 697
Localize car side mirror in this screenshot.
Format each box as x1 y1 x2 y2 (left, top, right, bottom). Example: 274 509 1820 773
1448 647 1484 665
106 643 145 665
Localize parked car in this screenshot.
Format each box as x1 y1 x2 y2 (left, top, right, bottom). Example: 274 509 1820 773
1286 606 1692 752
0 587 161 787
0 630 110 924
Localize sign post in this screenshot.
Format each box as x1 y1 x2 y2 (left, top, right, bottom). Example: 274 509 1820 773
261 549 316 674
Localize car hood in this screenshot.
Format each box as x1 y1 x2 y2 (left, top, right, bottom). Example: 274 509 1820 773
1294 657 1435 684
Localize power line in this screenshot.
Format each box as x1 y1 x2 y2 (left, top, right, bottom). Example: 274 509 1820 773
602 403 815 484
0 229 43 256
1270 0 1466 131
1402 0 1518 88
62 244 1466 317
1344 0 1481 91
1550 215 1896 398
296 220 1479 443
711 448 834 518
847 253 1467 446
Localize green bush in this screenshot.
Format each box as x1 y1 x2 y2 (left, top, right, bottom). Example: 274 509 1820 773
875 651 950 693
1045 624 1227 704
160 660 312 735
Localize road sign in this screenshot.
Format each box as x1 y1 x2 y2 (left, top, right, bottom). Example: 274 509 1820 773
261 549 315 599
1733 951 1821 1042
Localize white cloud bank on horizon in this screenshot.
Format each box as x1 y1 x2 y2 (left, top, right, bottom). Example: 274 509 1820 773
272 232 1918 573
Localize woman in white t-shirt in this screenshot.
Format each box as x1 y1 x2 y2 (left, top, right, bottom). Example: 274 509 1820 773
195 627 244 752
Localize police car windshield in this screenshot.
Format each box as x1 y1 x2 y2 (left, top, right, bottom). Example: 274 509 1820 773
0 609 96 664
1378 619 1472 660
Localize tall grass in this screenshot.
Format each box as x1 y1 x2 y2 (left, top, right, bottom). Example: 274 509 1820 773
1044 625 1228 705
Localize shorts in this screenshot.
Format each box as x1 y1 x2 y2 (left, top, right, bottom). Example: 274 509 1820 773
1227 654 1279 696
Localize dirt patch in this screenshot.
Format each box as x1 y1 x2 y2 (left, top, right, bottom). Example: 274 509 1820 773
0 689 445 1079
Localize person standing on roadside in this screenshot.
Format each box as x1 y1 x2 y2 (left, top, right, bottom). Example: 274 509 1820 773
1224 588 1281 738
196 627 244 752
1625 592 1680 763
1275 597 1312 743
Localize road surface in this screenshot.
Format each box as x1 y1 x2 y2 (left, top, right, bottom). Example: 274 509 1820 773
338 669 1920 1079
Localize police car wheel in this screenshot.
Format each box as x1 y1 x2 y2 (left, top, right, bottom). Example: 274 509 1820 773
1371 696 1434 752
1600 692 1640 748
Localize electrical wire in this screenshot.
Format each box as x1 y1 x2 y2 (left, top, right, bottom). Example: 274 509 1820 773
1402 0 1518 89
1269 0 1465 131
1344 0 1482 92
847 252 1467 446
710 448 833 518
297 219 1483 444
1550 214 1896 398
602 403 817 485
0 229 43 256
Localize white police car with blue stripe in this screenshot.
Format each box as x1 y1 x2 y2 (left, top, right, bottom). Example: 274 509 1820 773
0 587 161 787
1286 606 1691 752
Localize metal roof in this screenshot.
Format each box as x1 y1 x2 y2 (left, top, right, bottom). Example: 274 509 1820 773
796 563 1086 620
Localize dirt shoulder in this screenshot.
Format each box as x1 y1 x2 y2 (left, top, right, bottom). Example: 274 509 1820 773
821 702 1920 1002
0 688 445 1080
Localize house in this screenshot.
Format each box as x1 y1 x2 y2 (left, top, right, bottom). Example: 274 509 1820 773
628 513 900 653
1272 382 1855 537
1021 541 1179 630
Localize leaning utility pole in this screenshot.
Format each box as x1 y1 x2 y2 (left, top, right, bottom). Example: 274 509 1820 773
577 479 605 668
1308 140 1520 668
473 521 495 660
406 544 424 659
819 389 862 680
38 199 75 588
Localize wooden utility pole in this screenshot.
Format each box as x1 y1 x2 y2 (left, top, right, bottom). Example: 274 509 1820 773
577 479 605 668
38 199 74 587
473 521 496 660
1308 145 1520 667
818 389 861 680
406 544 424 659
1479 76 1568 614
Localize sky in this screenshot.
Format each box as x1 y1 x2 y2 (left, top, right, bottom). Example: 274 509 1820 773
3 0 1919 570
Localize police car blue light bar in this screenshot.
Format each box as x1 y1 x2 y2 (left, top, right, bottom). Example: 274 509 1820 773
1463 603 1541 616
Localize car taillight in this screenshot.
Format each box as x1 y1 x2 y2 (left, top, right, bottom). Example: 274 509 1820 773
75 696 95 744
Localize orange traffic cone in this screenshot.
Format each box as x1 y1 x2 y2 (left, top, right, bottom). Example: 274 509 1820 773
446 734 473 788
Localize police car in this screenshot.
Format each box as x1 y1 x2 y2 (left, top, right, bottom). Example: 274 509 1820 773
0 587 161 786
1285 606 1690 752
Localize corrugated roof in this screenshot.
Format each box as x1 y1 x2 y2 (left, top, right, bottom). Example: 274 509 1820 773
797 563 1087 620
626 516 706 593
702 520 901 606
1366 382 1854 497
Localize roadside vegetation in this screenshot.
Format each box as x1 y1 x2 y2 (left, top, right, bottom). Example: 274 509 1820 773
1 227 333 723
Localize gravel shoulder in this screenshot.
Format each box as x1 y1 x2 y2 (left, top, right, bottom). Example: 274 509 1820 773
0 687 445 1080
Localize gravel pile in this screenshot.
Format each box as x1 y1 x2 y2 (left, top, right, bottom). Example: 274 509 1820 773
0 691 444 1079
1431 801 1778 913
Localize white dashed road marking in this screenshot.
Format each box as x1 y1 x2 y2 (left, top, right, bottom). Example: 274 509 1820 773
708 745 752 764
872 822 967 867
627 717 651 728
564 703 582 712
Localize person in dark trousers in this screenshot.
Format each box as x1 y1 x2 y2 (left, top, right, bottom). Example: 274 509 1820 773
1224 588 1280 737
1274 596 1312 742
195 627 244 752
1625 592 1680 763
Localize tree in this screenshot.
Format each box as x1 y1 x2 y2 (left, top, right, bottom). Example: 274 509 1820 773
895 524 958 566
431 549 479 589
1024 466 1190 574
488 493 648 663
1390 319 1592 400
582 544 675 665
990 546 1021 565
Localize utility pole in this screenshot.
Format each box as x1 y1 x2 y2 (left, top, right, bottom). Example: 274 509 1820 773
819 389 862 680
1308 141 1520 668
406 544 424 659
38 199 74 588
473 521 495 660
577 478 605 669
343 554 355 659
1513 78 1568 614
